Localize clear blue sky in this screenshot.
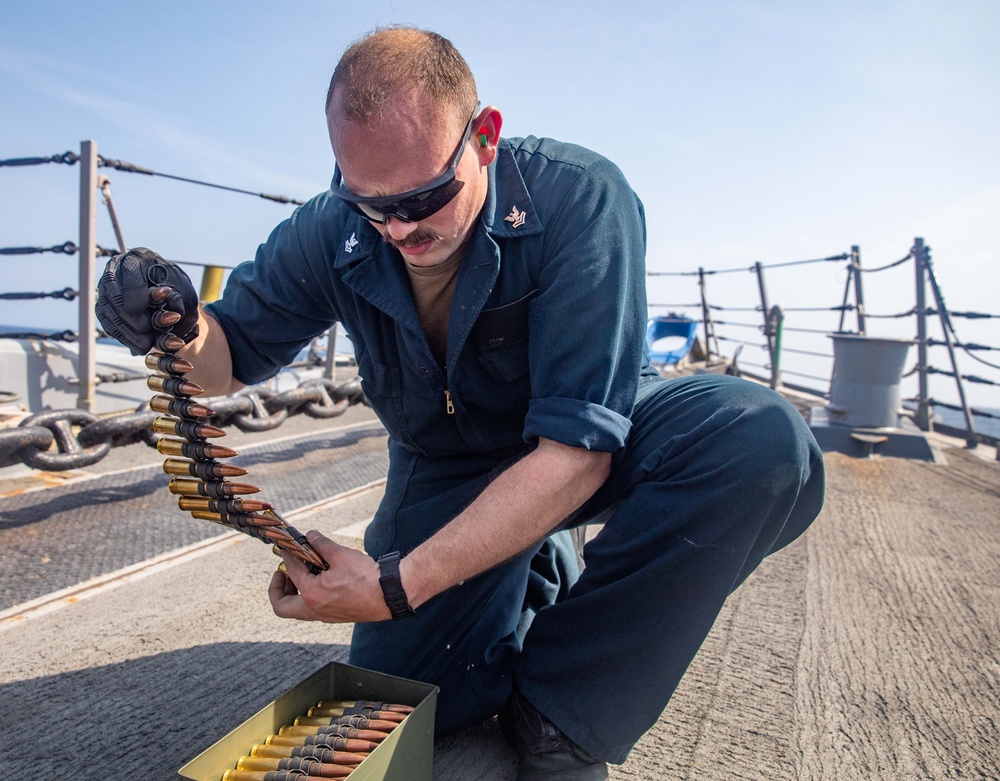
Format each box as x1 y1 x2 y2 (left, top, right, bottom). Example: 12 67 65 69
2 0 998 408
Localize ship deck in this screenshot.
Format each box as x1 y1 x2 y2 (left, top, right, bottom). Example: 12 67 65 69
1 397 998 779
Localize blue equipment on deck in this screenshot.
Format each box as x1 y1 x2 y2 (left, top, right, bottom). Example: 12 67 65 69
646 314 698 365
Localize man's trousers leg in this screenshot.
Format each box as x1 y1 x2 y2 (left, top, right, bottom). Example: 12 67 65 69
351 375 824 758
514 374 825 763
350 443 580 735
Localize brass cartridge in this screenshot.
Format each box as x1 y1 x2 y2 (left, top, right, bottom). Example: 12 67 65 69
190 510 282 528
275 725 389 742
157 437 238 460
167 478 260 497
263 510 327 569
155 333 186 352
236 755 364 777
150 309 181 329
149 394 214 418
153 416 226 439
272 724 390 743
148 285 172 304
293 715 400 732
262 527 326 569
162 457 248 479
178 496 272 514
251 740 380 758
145 352 194 374
308 706 405 723
146 374 204 397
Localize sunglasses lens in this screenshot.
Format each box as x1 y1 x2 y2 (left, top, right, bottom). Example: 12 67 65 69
345 178 466 224
397 179 465 222
357 202 389 223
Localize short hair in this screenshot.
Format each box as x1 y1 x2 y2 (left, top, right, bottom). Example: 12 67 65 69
326 26 478 131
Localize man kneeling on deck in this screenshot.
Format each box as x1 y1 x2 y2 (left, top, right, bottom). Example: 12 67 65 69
96 26 825 781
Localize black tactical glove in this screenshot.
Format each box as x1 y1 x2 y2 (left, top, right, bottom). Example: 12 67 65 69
96 247 200 355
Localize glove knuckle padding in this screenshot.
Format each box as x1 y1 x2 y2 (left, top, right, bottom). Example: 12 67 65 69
95 247 200 355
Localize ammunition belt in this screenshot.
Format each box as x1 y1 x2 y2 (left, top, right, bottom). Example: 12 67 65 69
145 293 329 572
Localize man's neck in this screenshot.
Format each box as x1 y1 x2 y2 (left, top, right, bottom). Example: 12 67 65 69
404 241 467 366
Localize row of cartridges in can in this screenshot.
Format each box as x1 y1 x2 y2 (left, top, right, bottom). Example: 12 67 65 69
219 699 414 781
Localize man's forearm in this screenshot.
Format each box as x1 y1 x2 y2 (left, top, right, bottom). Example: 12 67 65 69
399 438 611 610
177 309 245 397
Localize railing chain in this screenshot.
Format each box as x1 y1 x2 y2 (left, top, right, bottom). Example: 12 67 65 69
13 409 114 470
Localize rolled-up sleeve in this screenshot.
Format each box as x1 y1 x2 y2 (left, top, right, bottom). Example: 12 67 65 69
524 397 632 452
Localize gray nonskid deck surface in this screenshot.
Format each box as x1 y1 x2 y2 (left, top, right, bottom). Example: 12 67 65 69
0 414 389 609
1 441 998 779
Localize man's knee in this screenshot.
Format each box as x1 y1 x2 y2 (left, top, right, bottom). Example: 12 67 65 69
624 376 825 543
631 376 815 477
736 382 819 478
716 381 826 561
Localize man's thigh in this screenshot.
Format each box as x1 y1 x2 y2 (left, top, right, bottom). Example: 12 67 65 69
351 445 579 735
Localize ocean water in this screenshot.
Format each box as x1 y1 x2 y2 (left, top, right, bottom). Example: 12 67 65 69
927 404 1000 440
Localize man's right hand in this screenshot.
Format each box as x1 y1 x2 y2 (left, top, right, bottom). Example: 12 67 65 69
95 247 200 355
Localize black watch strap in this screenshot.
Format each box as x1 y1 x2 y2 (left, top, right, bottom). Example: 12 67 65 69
377 551 415 620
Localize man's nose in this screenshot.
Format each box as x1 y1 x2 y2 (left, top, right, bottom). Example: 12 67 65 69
384 216 419 241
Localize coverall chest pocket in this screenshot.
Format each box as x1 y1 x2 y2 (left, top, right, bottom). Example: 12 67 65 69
357 353 424 452
358 353 401 398
478 343 530 383
474 290 536 383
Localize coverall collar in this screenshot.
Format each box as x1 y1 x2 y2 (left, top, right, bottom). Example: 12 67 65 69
337 139 542 345
482 140 543 239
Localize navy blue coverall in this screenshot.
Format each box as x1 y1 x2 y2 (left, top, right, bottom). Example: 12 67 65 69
207 136 825 764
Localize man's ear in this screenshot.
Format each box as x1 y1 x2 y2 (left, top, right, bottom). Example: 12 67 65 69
474 106 503 164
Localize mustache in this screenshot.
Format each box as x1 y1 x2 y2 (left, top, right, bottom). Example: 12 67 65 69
381 228 443 250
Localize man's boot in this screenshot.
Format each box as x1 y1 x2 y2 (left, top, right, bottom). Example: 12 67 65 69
499 689 608 780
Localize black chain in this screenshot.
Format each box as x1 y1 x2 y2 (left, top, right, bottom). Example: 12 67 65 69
0 377 368 471
11 409 114 470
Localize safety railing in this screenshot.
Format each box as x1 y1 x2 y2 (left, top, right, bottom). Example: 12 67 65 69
2 141 367 472
1 140 323 410
649 241 999 455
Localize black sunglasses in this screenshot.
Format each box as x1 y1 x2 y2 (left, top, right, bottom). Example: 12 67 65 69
331 102 481 224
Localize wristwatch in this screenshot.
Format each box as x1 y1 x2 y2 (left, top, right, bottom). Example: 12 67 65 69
377 551 415 620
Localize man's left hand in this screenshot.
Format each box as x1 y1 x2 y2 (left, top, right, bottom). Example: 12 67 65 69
268 531 392 623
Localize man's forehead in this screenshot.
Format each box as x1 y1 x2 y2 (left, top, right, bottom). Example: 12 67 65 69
329 93 465 196
328 87 460 139
330 111 445 170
